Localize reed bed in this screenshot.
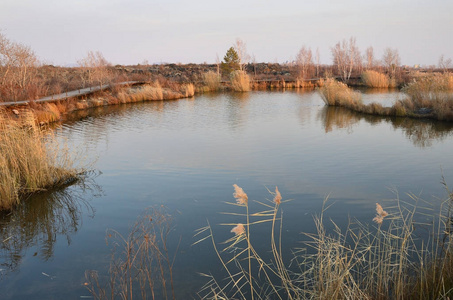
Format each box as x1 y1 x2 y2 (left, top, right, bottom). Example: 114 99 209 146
361 70 390 88
0 113 82 210
197 182 453 299
230 70 251 92
319 76 453 121
319 78 362 107
202 71 221 92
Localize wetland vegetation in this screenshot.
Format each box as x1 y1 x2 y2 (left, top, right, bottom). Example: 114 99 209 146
1 31 453 299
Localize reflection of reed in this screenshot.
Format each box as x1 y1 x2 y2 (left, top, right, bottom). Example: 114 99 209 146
319 106 453 147
318 106 362 133
0 176 99 278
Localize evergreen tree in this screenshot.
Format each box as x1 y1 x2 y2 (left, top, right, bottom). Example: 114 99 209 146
221 47 240 75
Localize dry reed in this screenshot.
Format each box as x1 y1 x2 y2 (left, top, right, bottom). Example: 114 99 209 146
202 71 221 91
197 181 453 299
0 113 82 210
361 70 390 88
318 78 362 107
230 70 251 92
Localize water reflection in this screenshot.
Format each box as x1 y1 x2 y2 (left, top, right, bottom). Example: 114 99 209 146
0 176 99 278
318 106 453 147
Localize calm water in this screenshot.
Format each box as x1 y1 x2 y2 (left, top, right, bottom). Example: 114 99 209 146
1 90 453 299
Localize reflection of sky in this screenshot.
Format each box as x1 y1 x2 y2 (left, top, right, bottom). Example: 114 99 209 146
1 0 452 66
58 90 453 203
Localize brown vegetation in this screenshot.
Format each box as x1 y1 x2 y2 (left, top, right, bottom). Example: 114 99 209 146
230 70 251 92
0 113 82 210
320 75 453 121
361 70 390 88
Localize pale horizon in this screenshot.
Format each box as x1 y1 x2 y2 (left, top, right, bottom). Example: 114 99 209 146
1 0 452 67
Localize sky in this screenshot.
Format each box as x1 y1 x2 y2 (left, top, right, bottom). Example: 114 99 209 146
1 0 452 67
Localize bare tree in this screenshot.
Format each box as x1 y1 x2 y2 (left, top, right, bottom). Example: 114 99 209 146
78 51 111 90
0 31 39 101
315 47 321 78
382 48 400 78
438 54 452 73
331 37 361 81
365 46 375 70
234 38 250 71
296 45 313 80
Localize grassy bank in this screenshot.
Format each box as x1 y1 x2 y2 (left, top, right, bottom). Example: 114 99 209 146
197 183 453 299
319 75 453 121
0 113 82 210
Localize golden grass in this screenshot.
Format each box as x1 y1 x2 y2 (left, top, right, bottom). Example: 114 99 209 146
181 83 195 98
202 71 221 91
0 113 82 210
361 70 390 88
230 70 251 92
319 78 362 107
319 76 453 121
197 182 453 300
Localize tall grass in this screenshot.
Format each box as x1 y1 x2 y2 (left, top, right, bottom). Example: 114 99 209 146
319 76 453 121
403 73 453 121
0 113 82 210
202 71 221 91
197 182 453 299
361 70 390 88
230 70 251 92
318 78 362 107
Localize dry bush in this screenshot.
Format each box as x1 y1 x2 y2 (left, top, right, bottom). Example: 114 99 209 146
202 71 221 91
230 70 251 92
0 113 82 210
361 70 390 88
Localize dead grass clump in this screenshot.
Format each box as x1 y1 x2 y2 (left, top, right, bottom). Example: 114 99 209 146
0 114 82 210
230 70 251 92
318 78 362 107
403 73 453 120
391 100 407 117
181 83 195 98
362 70 390 88
202 71 221 91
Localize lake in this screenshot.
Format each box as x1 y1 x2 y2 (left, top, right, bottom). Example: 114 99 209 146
1 89 453 299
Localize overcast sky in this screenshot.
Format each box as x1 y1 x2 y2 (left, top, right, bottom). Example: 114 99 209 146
1 0 452 66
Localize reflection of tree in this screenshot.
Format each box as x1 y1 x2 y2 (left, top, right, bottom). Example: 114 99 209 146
0 177 99 278
318 106 453 147
391 118 453 147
